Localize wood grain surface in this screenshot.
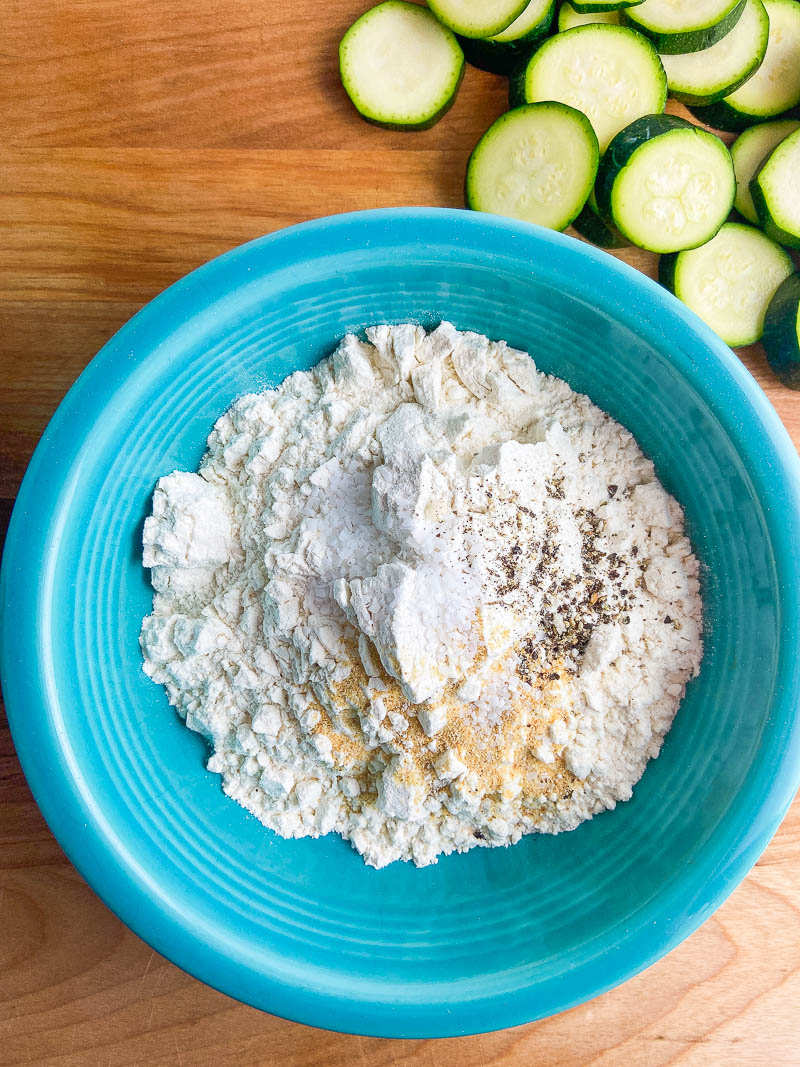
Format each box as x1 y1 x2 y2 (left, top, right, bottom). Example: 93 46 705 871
2 2 800 1063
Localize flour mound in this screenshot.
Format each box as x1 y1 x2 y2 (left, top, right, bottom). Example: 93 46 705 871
140 323 703 868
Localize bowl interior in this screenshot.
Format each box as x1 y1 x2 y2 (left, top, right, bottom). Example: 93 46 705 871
7 210 800 1037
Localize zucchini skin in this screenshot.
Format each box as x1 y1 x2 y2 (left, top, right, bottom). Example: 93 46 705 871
763 273 800 388
429 0 530 38
570 0 644 10
458 3 555 75
623 0 746 54
665 3 769 108
571 203 629 247
750 178 800 248
731 119 800 222
669 66 764 108
670 72 760 108
690 100 800 134
558 4 623 29
348 65 465 130
459 35 539 74
508 61 529 108
658 252 679 294
595 114 696 222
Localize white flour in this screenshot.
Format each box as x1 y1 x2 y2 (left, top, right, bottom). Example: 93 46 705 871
140 323 703 868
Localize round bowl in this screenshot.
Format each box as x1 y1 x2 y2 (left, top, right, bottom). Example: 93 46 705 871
3 208 800 1038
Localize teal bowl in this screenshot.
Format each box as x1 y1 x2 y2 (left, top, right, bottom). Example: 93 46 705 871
3 209 800 1037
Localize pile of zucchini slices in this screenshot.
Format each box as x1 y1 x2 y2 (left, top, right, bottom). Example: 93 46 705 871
339 0 800 383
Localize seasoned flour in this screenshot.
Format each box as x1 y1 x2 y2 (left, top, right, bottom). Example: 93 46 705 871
140 323 703 868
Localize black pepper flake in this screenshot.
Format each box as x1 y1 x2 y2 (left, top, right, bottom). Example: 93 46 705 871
474 830 485 840
607 484 618 498
663 615 672 624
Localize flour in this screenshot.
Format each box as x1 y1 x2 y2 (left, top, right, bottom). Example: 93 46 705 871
140 323 703 868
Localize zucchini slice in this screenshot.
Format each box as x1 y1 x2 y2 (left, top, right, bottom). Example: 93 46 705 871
339 2 465 130
459 0 555 74
762 273 800 388
624 0 746 55
660 0 769 106
466 102 599 230
731 119 800 223
558 2 621 29
595 114 735 253
751 128 800 248
491 0 556 38
688 0 800 130
428 0 530 37
660 222 793 346
510 25 667 152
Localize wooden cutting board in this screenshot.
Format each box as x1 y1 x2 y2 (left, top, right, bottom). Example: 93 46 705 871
2 2 799 1062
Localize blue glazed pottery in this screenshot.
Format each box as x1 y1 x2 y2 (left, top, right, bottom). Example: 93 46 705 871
2 209 800 1037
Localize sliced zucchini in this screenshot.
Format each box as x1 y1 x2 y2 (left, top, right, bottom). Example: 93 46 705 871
339 2 465 129
571 190 629 246
595 114 735 253
751 128 800 248
660 0 769 106
762 273 800 388
624 0 746 54
466 102 599 230
459 0 555 74
731 119 800 223
660 222 793 346
428 0 530 37
570 0 643 10
492 0 556 38
558 2 621 29
688 0 800 130
510 25 667 152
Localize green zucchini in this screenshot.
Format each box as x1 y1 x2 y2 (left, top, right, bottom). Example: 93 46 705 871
339 2 465 129
624 0 746 55
688 0 800 130
491 0 556 38
660 222 793 346
571 190 629 246
510 25 667 152
660 0 769 106
731 119 800 223
558 2 621 28
595 114 735 253
429 0 530 37
762 273 800 388
570 0 643 10
466 102 599 230
458 0 555 74
750 128 800 248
